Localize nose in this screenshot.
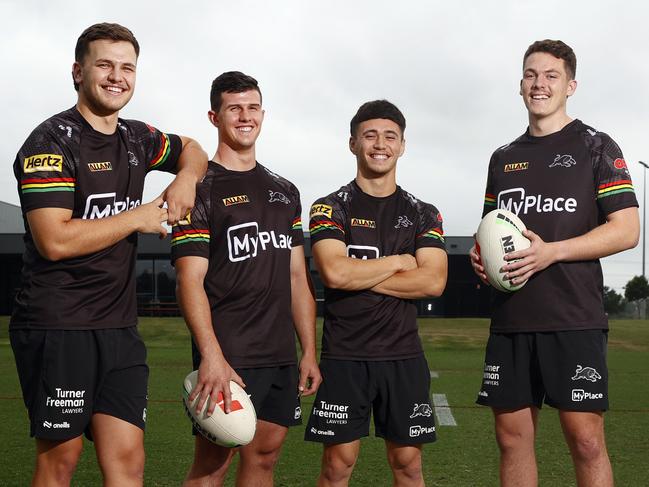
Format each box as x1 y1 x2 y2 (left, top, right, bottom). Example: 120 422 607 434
107 67 123 83
373 135 387 149
239 108 251 121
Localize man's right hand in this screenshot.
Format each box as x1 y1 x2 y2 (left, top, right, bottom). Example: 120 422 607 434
133 195 169 237
190 357 246 416
469 242 490 286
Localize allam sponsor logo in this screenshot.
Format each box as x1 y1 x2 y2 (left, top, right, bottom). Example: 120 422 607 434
223 195 250 206
497 188 577 215
504 162 529 172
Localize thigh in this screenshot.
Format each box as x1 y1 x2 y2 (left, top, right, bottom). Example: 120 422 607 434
11 329 96 440
373 357 436 445
476 332 544 409
538 330 608 411
305 359 371 444
95 327 149 432
91 412 144 469
237 366 301 427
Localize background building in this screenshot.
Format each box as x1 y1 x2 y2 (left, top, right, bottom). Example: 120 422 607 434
0 200 490 317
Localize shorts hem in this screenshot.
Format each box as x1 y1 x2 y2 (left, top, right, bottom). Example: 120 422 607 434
304 432 370 444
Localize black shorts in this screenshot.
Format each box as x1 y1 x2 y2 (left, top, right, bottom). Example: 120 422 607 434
11 327 149 441
192 347 301 429
305 357 436 445
476 330 608 411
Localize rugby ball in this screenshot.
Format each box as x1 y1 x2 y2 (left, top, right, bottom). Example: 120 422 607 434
475 209 531 292
182 371 257 447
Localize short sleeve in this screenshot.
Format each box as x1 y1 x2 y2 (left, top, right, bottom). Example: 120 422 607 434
14 129 76 213
290 186 305 247
309 197 345 245
482 152 498 217
137 122 183 174
593 135 638 215
415 203 446 251
171 183 211 263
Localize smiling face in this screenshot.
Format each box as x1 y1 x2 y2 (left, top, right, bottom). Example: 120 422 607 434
209 89 264 150
73 39 137 116
350 118 405 177
520 51 576 123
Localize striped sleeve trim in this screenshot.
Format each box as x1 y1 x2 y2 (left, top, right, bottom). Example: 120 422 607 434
171 229 211 246
418 228 445 242
597 180 634 199
484 193 496 206
21 177 75 194
309 219 344 236
149 133 171 170
292 217 303 231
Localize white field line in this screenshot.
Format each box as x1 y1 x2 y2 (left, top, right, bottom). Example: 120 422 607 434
432 393 457 427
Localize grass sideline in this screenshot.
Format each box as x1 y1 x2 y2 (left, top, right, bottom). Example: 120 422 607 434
0 317 647 486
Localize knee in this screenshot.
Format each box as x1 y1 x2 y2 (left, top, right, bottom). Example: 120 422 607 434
104 443 145 481
241 446 282 473
36 441 83 484
495 425 534 453
321 449 356 482
567 432 606 463
387 450 423 482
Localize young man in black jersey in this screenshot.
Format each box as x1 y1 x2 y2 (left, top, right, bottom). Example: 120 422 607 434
172 71 321 487
305 100 447 487
10 23 207 487
470 40 639 487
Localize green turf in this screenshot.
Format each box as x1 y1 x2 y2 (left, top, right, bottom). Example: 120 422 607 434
1 316 647 486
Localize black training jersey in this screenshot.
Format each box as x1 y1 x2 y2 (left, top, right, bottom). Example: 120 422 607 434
310 180 446 360
482 119 638 333
171 162 304 368
11 107 182 330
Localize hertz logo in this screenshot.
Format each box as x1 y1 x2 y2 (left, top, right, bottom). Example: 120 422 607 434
223 195 250 207
310 204 333 218
504 162 528 172
24 154 63 173
87 162 113 172
351 218 376 228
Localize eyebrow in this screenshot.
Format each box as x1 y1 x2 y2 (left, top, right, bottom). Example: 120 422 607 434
95 58 137 69
225 102 262 109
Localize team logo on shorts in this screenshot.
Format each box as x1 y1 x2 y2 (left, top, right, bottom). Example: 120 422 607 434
409 403 433 418
268 190 290 204
24 154 63 173
294 406 302 420
394 215 413 229
571 365 601 382
549 154 577 168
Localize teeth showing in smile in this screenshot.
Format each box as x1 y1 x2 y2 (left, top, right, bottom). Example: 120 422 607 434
105 86 124 94
371 154 388 160
237 127 253 133
531 94 548 100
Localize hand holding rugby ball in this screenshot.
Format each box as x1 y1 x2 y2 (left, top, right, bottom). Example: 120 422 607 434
182 370 257 447
475 209 531 292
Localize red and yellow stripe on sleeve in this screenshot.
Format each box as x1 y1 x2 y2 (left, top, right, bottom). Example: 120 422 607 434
597 180 634 200
309 219 344 236
418 228 445 242
149 133 171 170
21 177 75 194
484 193 496 207
171 228 210 247
292 217 303 231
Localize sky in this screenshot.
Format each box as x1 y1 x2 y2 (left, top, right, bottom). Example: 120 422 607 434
1 0 647 293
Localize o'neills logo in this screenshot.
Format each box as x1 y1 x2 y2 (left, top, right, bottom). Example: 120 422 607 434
351 218 376 228
87 161 113 172
223 195 250 206
504 162 528 172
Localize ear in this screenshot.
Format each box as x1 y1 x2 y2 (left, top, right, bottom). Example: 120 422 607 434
566 79 577 97
519 79 523 97
349 136 357 155
207 110 218 128
399 138 406 157
72 62 83 86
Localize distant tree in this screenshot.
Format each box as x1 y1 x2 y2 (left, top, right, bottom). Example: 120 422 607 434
624 275 649 302
603 286 624 315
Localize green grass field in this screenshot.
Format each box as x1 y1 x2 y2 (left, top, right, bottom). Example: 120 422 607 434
1 317 647 486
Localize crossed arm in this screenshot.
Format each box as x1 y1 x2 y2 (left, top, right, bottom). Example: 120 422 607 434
312 239 448 298
27 136 207 261
470 207 640 285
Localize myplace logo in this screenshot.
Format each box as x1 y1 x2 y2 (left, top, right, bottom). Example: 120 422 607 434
347 245 379 260
82 193 140 219
572 389 604 402
409 425 435 437
497 187 577 215
227 222 292 263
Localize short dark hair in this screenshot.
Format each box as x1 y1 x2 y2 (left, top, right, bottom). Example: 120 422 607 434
524 39 576 79
74 23 139 91
210 71 262 111
350 100 406 137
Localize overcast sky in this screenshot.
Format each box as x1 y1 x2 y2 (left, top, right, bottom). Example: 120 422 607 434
1 0 647 292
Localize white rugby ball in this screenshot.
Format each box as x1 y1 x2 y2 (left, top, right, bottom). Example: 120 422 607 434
475 209 531 292
182 371 257 447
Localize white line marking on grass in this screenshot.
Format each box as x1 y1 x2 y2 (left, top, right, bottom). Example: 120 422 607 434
432 393 457 426
429 370 439 378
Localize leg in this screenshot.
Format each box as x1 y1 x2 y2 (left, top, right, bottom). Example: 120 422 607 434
385 441 424 487
32 437 84 487
183 434 236 487
559 410 612 487
317 440 361 487
236 420 288 487
92 413 146 487
493 407 539 487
